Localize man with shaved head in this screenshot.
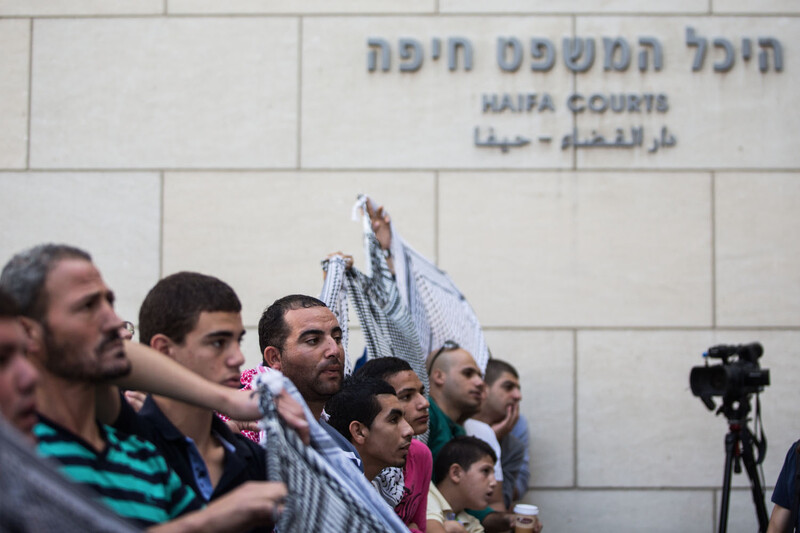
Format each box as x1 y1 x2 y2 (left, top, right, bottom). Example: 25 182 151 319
426 341 485 463
427 343 518 532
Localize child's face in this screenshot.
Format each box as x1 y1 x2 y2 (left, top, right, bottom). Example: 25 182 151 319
461 455 497 510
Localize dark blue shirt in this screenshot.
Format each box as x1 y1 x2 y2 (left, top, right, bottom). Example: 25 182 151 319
114 395 268 502
772 440 800 531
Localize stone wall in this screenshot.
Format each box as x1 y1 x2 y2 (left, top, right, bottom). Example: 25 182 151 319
1 2 798 531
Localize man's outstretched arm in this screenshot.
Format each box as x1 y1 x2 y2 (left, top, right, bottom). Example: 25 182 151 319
98 341 308 443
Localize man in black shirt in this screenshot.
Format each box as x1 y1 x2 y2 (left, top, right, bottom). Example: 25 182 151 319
112 272 287 526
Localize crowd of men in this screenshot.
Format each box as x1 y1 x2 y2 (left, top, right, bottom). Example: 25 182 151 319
0 238 542 533
2 235 798 532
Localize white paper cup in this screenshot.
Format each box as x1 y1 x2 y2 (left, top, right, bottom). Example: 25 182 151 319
513 504 539 533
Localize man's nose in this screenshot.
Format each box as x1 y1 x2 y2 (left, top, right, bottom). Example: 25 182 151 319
511 387 522 402
229 343 246 367
15 356 39 392
401 419 413 439
101 302 123 334
323 336 342 359
419 394 430 411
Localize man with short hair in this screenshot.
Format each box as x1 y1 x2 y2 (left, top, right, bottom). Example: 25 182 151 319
0 289 38 441
112 272 283 516
259 294 344 420
471 359 528 508
237 294 362 467
355 356 433 532
326 377 414 481
427 436 498 533
0 244 286 531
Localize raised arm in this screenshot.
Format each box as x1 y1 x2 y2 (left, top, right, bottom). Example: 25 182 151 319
110 341 310 443
366 200 394 274
102 341 262 422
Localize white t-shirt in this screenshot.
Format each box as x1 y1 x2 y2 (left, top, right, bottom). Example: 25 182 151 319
463 418 503 482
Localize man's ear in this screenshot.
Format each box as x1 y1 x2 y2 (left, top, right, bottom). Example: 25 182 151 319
150 334 175 358
448 463 464 484
349 420 369 446
263 346 281 370
430 367 446 387
18 317 44 362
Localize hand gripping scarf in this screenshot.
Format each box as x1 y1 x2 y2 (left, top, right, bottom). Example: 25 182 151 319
319 194 491 512
254 372 409 533
319 210 428 392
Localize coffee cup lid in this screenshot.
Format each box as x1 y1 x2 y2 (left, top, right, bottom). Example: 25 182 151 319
513 504 539 515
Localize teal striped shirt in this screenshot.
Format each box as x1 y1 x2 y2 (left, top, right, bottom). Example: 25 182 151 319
34 416 202 527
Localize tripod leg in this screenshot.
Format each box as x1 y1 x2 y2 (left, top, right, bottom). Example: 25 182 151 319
740 427 769 532
719 431 736 533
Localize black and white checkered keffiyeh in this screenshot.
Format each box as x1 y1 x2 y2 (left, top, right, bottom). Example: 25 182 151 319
386 205 490 373
254 372 408 533
319 197 429 392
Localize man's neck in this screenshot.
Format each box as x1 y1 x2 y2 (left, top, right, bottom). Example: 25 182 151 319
431 391 468 425
153 395 227 491
152 395 214 446
307 400 325 422
472 410 498 426
436 481 466 514
361 456 385 482
36 371 104 451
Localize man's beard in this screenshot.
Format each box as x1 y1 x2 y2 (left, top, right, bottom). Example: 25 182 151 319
42 323 131 382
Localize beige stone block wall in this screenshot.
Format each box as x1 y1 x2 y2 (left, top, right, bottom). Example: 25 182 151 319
301 16 574 169
168 0 435 14
577 330 798 489
0 20 29 169
716 172 800 326
440 0 706 14
439 172 712 327
484 330 575 487
0 1 163 16
30 18 298 169
162 172 435 326
714 0 800 14
524 489 715 532
1 5 797 532
574 17 798 169
0 172 161 323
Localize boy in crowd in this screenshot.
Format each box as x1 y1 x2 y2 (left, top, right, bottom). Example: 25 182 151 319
355 356 433 532
427 436 498 533
112 272 286 517
326 376 414 482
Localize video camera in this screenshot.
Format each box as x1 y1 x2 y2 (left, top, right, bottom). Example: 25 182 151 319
689 342 770 414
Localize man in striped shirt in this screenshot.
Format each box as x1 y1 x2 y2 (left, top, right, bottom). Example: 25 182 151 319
0 244 287 531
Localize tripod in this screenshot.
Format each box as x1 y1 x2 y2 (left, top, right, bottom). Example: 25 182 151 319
717 399 769 533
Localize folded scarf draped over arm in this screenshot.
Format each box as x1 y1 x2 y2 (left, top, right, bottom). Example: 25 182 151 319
255 372 409 533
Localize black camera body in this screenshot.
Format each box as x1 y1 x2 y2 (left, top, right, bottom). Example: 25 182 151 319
690 343 770 414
